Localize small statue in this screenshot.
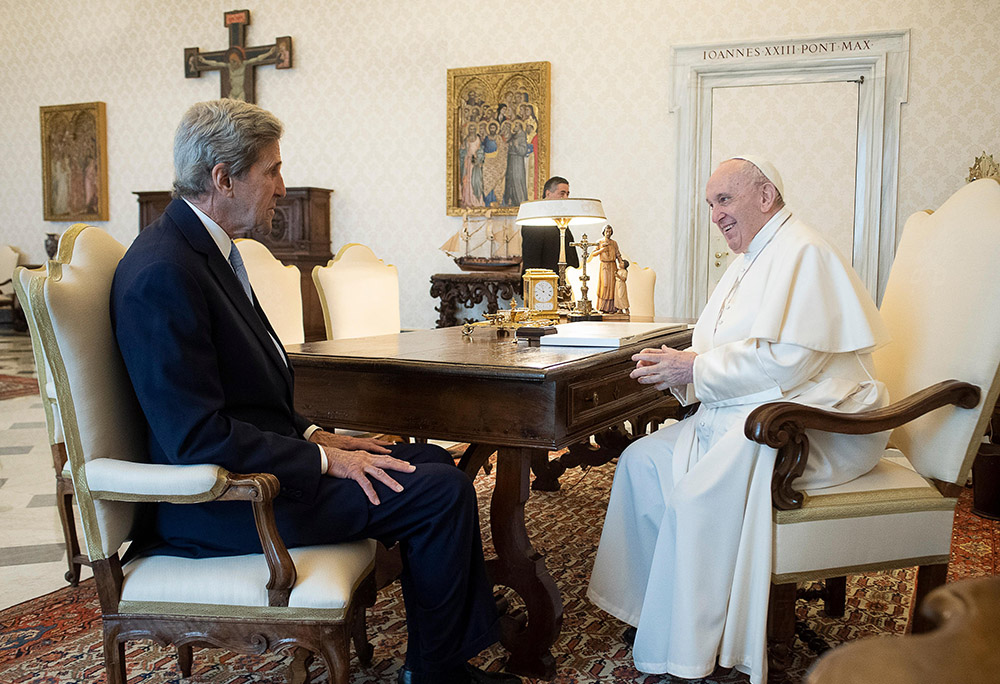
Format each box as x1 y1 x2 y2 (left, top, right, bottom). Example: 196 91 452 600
592 225 624 313
614 261 630 315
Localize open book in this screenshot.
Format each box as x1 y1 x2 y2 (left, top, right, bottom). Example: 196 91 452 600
538 321 689 348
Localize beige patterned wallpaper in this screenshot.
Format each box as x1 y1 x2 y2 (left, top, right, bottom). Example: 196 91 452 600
1 0 998 329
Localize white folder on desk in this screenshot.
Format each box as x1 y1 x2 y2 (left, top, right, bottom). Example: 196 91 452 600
538 321 688 348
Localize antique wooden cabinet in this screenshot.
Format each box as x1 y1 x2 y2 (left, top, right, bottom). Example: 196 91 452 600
135 187 333 341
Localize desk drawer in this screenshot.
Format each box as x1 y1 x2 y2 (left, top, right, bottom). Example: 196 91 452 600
567 361 660 430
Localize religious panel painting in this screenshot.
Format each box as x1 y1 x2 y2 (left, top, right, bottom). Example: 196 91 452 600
447 61 550 216
40 101 109 222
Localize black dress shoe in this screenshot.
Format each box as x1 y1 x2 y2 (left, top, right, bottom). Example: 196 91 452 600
623 625 637 648
396 664 521 684
464 662 522 683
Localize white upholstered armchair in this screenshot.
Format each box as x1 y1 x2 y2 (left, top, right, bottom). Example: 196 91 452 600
312 243 400 340
13 263 90 586
234 237 305 345
26 223 377 684
745 178 1000 670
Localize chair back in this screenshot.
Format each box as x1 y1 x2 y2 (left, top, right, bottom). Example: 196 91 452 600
312 243 400 340
234 238 304 345
26 224 147 561
13 265 63 446
625 261 656 317
874 179 1000 484
567 255 655 317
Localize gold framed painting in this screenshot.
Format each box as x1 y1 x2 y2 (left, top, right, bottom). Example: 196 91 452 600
40 101 109 221
447 61 550 216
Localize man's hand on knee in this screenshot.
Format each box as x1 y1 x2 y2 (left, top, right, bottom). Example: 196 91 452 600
310 430 415 505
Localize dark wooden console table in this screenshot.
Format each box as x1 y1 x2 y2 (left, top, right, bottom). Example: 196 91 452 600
135 187 333 341
430 272 521 328
287 323 693 678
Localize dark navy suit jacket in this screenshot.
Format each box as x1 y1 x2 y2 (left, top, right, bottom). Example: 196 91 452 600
520 224 579 275
111 199 339 556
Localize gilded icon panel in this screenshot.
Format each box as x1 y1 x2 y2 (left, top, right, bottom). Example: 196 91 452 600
446 61 550 216
40 101 109 221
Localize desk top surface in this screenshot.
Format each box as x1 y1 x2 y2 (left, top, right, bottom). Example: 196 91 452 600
287 321 694 381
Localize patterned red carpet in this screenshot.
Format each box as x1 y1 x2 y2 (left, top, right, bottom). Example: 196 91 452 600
0 458 996 683
0 375 39 400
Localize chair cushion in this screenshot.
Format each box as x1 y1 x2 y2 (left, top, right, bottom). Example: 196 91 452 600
119 538 376 621
772 452 956 583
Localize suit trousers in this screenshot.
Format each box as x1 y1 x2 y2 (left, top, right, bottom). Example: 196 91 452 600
278 442 499 673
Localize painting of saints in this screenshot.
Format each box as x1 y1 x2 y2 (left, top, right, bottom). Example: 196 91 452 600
449 62 549 214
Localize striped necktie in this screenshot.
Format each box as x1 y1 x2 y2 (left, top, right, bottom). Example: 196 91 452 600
228 241 253 301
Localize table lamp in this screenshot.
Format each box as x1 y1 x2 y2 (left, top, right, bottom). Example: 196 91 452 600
515 198 606 307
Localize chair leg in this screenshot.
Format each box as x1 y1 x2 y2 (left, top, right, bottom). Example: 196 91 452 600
824 576 847 617
102 625 127 684
177 644 193 677
767 582 797 674
56 476 84 586
318 628 351 684
912 562 949 633
289 647 314 684
352 573 376 666
352 604 374 666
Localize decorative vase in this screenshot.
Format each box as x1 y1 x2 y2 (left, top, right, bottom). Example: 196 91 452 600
45 233 59 259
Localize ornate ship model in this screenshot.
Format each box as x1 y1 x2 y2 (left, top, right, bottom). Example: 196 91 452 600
440 211 522 272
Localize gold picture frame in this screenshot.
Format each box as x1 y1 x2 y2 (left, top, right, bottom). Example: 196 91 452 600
446 61 550 216
40 101 109 221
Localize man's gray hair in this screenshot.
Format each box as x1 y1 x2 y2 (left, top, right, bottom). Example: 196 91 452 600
172 99 283 199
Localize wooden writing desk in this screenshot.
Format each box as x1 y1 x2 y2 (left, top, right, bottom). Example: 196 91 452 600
287 323 693 678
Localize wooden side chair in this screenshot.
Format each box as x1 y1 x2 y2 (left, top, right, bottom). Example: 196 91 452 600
13 262 90 585
567 256 655 317
234 238 305 345
312 243 400 340
28 223 377 684
746 178 1000 672
625 261 656 318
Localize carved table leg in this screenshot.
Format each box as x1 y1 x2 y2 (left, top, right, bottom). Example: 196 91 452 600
488 446 562 679
530 451 566 491
458 443 496 479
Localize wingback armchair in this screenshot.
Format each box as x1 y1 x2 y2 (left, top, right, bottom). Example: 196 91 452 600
312 243 400 340
25 223 378 684
235 237 305 345
746 178 1000 669
13 264 90 586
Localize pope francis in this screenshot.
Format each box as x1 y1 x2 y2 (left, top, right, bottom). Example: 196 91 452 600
587 157 890 683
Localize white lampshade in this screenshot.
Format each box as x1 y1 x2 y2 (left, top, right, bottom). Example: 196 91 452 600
515 198 606 226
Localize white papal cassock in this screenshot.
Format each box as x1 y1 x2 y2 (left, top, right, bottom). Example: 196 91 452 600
587 206 890 684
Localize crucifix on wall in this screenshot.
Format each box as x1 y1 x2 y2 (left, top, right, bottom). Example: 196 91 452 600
184 9 292 104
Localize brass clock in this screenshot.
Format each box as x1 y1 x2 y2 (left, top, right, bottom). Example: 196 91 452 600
523 268 559 316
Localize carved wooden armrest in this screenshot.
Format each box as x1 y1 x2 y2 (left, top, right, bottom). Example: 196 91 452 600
216 471 296 607
85 460 296 607
744 380 981 511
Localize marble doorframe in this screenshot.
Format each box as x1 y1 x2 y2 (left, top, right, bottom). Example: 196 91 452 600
669 30 909 315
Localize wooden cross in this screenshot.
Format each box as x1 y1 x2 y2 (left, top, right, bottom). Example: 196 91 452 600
184 9 293 104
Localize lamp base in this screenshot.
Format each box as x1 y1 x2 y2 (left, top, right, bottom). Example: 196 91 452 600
567 312 605 322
